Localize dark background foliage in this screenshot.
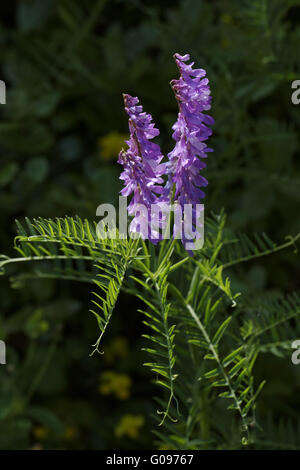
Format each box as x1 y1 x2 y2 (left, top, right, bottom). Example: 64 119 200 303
0 0 300 449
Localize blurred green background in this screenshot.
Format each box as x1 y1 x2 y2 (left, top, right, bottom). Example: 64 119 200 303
0 0 300 449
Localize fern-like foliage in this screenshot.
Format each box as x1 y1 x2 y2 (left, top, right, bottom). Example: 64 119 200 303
1 216 99 281
166 261 261 444
240 291 300 357
0 216 140 351
129 241 179 426
201 211 300 270
91 235 139 355
253 414 300 450
1 212 300 449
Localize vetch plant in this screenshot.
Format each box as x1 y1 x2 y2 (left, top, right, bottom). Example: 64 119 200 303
166 53 214 250
118 93 167 243
1 53 300 450
118 53 213 251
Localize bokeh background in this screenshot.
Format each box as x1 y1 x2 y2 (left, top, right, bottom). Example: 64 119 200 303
0 0 300 449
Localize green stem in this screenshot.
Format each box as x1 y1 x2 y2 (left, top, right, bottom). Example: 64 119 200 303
185 302 249 439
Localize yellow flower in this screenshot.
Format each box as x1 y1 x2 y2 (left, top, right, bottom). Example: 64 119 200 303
221 38 231 49
103 336 129 364
64 425 79 441
221 13 233 24
115 414 144 439
99 371 132 400
112 336 129 357
98 132 128 161
32 426 49 440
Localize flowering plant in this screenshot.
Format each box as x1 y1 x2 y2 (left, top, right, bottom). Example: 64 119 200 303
118 53 214 251
1 53 300 450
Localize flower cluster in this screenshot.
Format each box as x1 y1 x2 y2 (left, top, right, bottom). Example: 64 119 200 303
167 53 214 249
118 94 166 242
99 370 132 400
118 54 214 252
115 414 145 439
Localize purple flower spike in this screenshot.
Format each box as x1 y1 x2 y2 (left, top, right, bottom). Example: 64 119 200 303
118 94 166 242
167 53 214 250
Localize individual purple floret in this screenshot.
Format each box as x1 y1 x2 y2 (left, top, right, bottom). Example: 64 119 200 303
118 94 166 242
167 53 214 250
